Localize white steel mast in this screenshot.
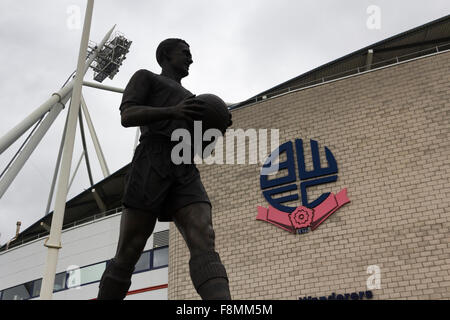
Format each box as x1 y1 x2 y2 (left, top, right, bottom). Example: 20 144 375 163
40 0 113 299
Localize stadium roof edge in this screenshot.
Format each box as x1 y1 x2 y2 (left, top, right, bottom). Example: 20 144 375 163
230 13 450 110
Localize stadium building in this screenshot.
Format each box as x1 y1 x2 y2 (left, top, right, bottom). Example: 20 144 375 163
169 14 450 300
0 166 169 300
1 15 449 300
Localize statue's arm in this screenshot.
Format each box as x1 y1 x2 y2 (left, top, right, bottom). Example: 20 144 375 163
119 69 205 128
121 104 184 127
121 98 208 128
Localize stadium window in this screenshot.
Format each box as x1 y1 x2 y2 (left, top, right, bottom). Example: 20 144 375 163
80 262 106 285
32 273 66 296
32 279 42 298
53 272 67 292
1 281 33 300
152 246 168 268
135 251 151 273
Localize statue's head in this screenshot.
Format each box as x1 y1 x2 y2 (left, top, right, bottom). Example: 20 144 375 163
156 38 192 78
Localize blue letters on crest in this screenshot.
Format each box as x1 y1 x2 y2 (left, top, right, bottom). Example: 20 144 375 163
260 139 338 211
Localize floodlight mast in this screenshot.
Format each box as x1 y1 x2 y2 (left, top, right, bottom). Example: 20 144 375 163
42 42 130 217
39 0 115 299
0 35 116 157
0 0 130 299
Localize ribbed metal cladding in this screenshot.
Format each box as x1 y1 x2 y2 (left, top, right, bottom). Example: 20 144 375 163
153 230 169 248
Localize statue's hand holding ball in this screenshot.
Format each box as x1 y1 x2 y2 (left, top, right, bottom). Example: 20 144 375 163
173 94 231 134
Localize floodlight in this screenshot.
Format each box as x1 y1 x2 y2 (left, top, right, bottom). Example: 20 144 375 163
90 32 132 82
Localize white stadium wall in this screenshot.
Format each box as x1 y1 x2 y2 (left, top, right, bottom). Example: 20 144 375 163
0 211 169 300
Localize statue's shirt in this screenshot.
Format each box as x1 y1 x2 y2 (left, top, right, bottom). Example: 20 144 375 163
119 69 193 140
119 69 210 219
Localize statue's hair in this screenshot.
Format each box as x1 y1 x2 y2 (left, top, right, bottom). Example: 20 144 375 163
156 38 189 67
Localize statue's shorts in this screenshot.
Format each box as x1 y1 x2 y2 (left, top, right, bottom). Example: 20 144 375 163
122 136 211 221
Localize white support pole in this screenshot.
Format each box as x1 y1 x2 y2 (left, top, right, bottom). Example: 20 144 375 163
92 188 107 212
0 88 71 155
67 151 85 192
43 27 115 217
44 101 72 217
40 0 96 300
0 25 116 156
366 49 374 71
80 95 110 177
78 108 94 186
82 81 124 93
0 101 66 199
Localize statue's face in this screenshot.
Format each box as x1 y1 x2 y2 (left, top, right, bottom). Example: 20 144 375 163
167 42 193 78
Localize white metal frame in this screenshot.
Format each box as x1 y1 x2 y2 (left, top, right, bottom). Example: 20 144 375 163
0 0 131 299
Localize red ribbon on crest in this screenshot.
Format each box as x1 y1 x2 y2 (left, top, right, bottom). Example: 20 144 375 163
256 188 350 234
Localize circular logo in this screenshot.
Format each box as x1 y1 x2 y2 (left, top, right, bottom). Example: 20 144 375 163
260 139 338 213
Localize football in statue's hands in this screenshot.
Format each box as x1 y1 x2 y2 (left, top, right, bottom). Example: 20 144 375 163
196 93 230 134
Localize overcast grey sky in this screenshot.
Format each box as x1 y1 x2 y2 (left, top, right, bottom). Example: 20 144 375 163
0 0 449 243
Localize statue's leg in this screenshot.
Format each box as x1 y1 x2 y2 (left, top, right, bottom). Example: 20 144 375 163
173 202 231 300
97 207 157 300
